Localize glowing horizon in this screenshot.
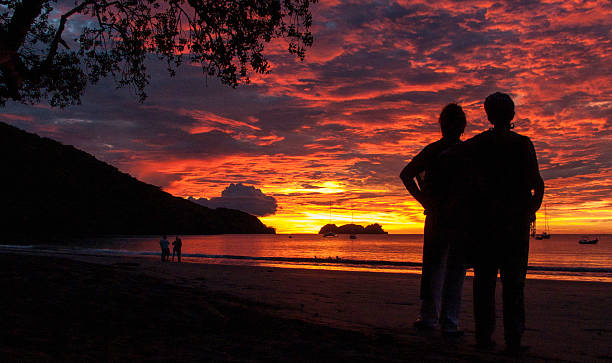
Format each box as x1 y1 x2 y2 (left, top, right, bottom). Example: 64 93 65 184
2 0 611 234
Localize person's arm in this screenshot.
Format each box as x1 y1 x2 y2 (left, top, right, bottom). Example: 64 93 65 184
399 151 431 211
526 139 544 220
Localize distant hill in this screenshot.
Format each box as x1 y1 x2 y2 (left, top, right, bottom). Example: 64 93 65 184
0 122 274 241
318 223 387 234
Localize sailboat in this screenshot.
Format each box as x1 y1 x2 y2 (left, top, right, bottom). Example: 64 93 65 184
578 236 598 244
534 204 551 240
349 207 357 239
323 201 337 237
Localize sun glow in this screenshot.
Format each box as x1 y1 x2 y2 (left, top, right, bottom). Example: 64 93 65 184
276 181 346 195
3 0 612 235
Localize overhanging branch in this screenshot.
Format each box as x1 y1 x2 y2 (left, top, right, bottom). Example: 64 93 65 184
43 1 94 68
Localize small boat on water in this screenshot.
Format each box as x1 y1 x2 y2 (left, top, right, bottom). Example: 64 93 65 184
348 206 357 239
579 236 598 244
323 201 337 237
534 204 551 240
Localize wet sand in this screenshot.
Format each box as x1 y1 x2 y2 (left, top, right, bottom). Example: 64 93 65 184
1 250 611 361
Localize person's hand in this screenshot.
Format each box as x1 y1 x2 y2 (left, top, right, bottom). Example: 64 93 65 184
529 213 536 223
420 196 434 213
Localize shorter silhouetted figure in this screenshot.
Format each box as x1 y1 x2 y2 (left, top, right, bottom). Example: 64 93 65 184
172 236 182 262
400 103 468 335
160 235 170 262
464 92 544 353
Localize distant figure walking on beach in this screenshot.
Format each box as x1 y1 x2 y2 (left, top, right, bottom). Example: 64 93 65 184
400 103 467 335
172 236 182 262
464 92 544 352
160 235 170 262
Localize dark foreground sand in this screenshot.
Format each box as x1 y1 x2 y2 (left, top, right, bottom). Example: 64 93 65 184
1 250 611 362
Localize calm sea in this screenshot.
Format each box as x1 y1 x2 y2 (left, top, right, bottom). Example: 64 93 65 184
5 234 612 282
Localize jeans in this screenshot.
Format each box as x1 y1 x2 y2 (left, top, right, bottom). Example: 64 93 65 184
161 247 170 261
172 248 181 262
419 214 466 328
472 223 529 345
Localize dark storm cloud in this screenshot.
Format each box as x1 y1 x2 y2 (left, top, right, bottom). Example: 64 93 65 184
2 0 611 232
189 183 278 216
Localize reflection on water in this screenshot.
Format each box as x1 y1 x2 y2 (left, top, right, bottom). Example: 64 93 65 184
118 234 423 263
26 234 612 282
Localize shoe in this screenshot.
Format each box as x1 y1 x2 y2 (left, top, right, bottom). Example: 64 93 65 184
413 319 436 331
442 329 465 337
441 321 463 337
475 339 496 350
505 344 529 355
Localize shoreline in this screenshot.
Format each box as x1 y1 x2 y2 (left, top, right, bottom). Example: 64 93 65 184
2 249 611 361
2 244 611 283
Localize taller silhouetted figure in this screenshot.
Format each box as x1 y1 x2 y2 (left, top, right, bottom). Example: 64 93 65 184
400 103 467 335
465 92 544 352
160 235 170 262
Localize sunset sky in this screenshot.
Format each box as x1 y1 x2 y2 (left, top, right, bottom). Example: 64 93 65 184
2 0 611 234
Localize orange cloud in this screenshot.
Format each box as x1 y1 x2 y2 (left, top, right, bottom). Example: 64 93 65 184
4 0 612 234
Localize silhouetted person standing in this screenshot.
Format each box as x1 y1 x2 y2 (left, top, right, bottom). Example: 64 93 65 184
172 236 182 262
160 235 170 262
400 103 467 335
465 93 544 352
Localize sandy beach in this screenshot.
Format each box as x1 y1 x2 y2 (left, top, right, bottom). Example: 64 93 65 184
1 249 610 362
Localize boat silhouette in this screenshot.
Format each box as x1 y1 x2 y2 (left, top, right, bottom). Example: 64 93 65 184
535 204 551 240
578 236 598 244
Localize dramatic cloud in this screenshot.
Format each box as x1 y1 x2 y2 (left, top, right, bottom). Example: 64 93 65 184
2 0 611 233
189 183 278 217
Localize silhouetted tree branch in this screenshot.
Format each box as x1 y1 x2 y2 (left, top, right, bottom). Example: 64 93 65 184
0 0 316 107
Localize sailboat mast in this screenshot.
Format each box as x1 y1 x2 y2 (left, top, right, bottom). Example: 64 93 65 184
545 204 549 233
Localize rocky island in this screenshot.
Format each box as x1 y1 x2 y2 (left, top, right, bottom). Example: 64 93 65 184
318 223 387 235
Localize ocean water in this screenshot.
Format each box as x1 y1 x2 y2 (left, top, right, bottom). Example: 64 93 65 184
10 233 608 283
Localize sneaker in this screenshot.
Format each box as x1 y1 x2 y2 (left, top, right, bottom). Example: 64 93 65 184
442 329 464 337
441 321 463 337
505 343 529 355
475 339 496 350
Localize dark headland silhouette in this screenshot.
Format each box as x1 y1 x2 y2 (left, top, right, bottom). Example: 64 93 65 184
0 122 274 241
318 223 387 235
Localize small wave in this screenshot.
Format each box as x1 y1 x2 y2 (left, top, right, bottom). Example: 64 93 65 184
527 266 612 273
0 244 34 249
181 254 612 273
2 245 611 274
73 249 612 273
183 253 424 267
80 248 159 256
